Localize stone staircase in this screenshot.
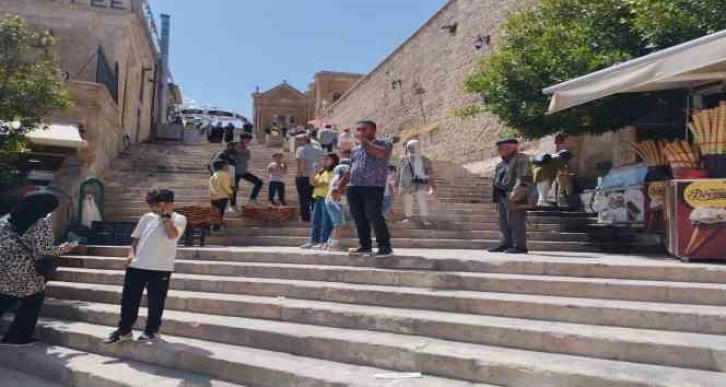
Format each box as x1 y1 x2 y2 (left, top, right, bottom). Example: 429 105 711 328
4 246 726 386
98 142 658 253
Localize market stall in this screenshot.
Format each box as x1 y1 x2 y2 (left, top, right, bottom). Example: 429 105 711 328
544 29 726 261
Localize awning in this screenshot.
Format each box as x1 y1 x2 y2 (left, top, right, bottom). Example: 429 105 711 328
543 29 726 114
26 122 86 149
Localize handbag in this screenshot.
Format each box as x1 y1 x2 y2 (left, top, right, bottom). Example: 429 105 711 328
11 233 57 278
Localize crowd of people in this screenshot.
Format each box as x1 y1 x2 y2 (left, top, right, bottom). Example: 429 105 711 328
207 120 424 257
0 122 560 348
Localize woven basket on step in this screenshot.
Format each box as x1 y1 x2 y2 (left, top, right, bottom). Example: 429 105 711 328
241 205 297 221
176 206 222 226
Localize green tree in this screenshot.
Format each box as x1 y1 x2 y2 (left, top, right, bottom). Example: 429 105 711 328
628 0 726 50
0 14 71 190
463 0 725 138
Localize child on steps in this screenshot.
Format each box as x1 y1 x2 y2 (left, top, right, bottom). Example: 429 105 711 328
209 160 234 231
267 152 288 206
325 164 350 251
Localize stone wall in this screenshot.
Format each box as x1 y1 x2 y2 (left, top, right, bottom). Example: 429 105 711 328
1 0 157 144
323 0 537 166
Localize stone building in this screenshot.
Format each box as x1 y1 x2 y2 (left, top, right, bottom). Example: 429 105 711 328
320 0 649 178
0 0 161 232
1 0 160 174
308 71 363 121
252 81 310 137
322 0 537 166
252 72 363 137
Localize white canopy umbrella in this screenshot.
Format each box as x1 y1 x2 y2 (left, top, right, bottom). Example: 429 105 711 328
25 121 86 149
543 29 726 114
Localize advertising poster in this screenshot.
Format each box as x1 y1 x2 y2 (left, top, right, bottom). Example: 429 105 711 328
667 179 726 260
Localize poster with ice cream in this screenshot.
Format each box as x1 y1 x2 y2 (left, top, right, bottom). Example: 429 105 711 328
666 179 726 261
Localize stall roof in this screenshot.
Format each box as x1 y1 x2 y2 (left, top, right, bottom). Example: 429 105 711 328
26 121 86 149
543 29 726 114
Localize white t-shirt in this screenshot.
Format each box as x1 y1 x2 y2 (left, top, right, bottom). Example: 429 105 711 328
129 212 187 272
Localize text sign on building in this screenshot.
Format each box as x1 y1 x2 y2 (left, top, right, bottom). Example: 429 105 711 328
38 0 132 11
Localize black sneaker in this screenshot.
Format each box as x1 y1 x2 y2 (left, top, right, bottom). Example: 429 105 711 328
505 247 529 254
348 247 373 256
374 247 394 258
487 245 511 253
102 330 132 344
137 332 158 342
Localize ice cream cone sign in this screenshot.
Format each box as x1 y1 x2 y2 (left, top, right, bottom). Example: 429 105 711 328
682 181 726 257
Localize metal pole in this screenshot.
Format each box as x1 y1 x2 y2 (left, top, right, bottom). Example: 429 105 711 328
158 14 171 127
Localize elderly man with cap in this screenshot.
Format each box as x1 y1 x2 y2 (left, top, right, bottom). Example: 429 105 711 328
295 134 322 222
489 138 532 254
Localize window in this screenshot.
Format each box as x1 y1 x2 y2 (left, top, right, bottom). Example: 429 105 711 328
274 115 286 125
289 116 296 125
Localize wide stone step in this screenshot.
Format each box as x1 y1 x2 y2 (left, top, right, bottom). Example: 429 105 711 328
214 227 595 242
217 235 652 252
31 318 480 387
0 342 240 387
1 366 64 387
49 271 726 334
40 299 726 384
104 209 596 226
60 257 726 305
40 284 726 372
85 246 713 283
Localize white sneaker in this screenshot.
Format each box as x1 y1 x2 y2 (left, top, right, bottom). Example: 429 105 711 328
300 243 315 249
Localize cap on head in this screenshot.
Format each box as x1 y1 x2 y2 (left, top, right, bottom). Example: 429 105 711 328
495 138 519 147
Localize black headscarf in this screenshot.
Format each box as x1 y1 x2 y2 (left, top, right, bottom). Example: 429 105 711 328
9 191 59 235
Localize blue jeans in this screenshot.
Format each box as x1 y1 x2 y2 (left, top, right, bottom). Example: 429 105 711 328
309 198 333 244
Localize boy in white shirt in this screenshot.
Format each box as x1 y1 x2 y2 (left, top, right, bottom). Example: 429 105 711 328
103 189 187 343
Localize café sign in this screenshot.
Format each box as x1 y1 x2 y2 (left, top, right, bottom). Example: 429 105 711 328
36 0 132 11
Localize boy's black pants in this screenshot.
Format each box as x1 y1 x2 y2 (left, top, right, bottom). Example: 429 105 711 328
118 267 172 335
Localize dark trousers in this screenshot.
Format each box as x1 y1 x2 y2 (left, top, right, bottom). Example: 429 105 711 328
0 291 45 344
497 197 527 249
347 186 391 249
269 181 286 205
322 143 334 153
296 176 313 222
232 172 263 206
118 268 172 335
211 198 228 230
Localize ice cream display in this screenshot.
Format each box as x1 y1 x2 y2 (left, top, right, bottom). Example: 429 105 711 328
684 207 726 256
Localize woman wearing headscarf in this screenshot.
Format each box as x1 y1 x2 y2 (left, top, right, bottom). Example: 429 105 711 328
0 192 73 346
397 140 436 226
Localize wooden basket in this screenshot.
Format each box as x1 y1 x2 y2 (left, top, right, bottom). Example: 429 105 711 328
241 205 297 221
176 206 222 226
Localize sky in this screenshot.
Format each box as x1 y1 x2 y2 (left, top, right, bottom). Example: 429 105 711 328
149 0 448 117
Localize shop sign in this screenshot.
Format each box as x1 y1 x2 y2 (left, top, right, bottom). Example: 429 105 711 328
684 181 726 208
647 181 666 202
35 0 131 11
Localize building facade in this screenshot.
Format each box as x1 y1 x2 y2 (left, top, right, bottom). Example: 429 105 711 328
308 71 363 121
252 81 309 137
1 0 160 173
0 0 161 233
252 72 363 137
321 0 536 165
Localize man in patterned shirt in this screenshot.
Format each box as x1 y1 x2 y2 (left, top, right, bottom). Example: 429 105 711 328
333 120 393 257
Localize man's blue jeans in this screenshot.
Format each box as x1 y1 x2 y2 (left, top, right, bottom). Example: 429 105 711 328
310 197 333 244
